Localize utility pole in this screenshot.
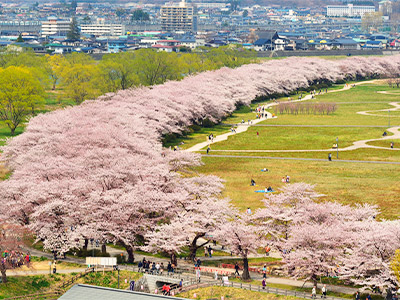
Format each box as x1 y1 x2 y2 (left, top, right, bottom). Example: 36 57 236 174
336 137 339 159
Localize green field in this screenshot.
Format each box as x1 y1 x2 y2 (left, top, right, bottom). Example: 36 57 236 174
178 83 400 218
178 286 303 300
209 126 388 151
367 139 400 148
197 157 400 218
0 270 140 299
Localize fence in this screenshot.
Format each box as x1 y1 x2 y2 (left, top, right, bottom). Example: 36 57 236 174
215 281 349 300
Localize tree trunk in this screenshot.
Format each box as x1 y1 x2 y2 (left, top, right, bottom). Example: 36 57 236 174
101 244 107 255
311 274 318 288
125 245 134 263
171 252 177 266
188 233 207 261
0 262 7 284
83 239 89 251
241 256 251 280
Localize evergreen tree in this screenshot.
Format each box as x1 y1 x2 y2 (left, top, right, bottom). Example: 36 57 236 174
16 34 24 43
67 17 80 41
131 9 150 22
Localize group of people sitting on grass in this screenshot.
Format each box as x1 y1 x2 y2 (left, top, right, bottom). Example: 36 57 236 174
1 250 31 269
281 175 290 183
137 258 175 275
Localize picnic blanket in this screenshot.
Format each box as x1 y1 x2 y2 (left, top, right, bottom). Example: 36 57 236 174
255 190 274 193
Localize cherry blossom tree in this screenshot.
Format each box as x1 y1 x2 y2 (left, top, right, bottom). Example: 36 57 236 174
143 175 235 264
0 221 29 283
254 183 379 286
215 213 264 280
253 183 323 245
339 220 400 289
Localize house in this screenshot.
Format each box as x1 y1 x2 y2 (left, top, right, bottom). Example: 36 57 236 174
293 39 308 50
157 40 180 47
139 37 159 48
205 39 227 47
331 38 360 50
363 40 383 49
253 38 273 51
107 40 127 53
178 38 197 49
151 44 179 52
10 42 46 53
253 30 286 51
61 39 81 47
45 43 74 54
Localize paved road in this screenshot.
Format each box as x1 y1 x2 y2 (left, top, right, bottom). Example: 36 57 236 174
202 154 400 165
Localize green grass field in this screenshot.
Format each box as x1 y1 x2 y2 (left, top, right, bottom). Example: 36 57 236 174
151 77 400 220
163 82 400 218
178 286 303 300
209 126 388 151
197 157 400 218
0 270 141 299
367 139 400 148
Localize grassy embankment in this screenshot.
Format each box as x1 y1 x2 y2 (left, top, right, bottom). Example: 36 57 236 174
0 270 141 299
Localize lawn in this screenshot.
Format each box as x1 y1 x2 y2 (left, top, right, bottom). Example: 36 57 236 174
178 286 304 300
266 85 400 126
367 139 400 148
197 156 400 219
208 126 388 151
166 83 400 151
0 270 141 299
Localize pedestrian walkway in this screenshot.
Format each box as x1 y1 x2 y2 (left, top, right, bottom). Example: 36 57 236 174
203 154 400 165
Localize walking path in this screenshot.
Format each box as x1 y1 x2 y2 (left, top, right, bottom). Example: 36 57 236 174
7 267 87 276
186 82 400 154
203 154 400 165
357 100 400 118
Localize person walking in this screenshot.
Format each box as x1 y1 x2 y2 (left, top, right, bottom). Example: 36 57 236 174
234 263 240 276
312 286 317 299
322 285 327 298
391 142 394 149
262 265 267 278
328 153 332 161
207 146 211 154
355 291 360 300
262 278 266 289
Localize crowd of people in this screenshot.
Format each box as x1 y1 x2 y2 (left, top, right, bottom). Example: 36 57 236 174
1 250 30 269
137 258 175 275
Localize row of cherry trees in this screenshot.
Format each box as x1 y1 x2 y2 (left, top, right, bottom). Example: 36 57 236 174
1 56 400 285
205 183 400 288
